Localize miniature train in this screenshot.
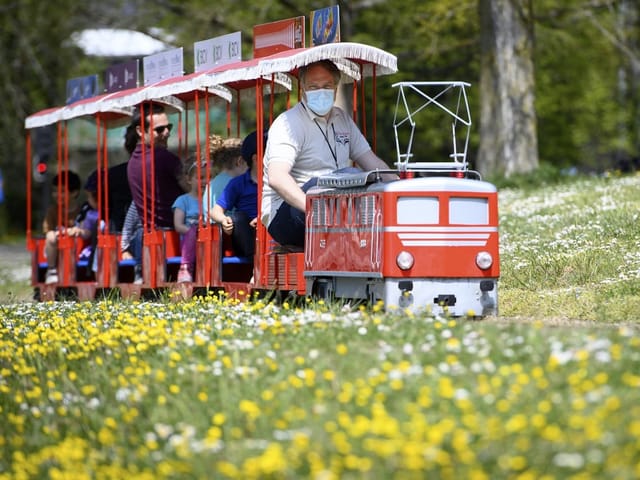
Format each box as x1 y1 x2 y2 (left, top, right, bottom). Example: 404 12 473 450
24 38 499 317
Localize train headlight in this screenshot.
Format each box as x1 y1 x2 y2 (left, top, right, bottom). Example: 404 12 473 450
396 251 415 270
475 251 493 270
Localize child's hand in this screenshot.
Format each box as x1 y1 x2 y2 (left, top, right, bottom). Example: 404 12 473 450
221 216 234 235
250 217 258 228
122 251 133 260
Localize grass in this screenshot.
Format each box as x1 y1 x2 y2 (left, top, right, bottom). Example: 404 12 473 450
498 172 640 322
1 172 640 478
0 236 32 304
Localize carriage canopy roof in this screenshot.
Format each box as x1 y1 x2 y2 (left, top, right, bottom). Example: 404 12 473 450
24 42 397 129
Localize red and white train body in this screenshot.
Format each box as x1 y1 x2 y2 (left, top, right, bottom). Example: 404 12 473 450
305 175 499 316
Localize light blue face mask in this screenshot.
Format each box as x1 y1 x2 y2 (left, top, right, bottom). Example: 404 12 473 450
305 88 335 116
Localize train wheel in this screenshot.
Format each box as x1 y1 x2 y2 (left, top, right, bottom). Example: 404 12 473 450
312 278 334 302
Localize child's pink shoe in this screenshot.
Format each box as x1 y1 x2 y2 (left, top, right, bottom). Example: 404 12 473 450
177 264 193 283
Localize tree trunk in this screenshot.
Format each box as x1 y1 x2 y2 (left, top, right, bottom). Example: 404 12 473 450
619 0 640 168
477 0 538 177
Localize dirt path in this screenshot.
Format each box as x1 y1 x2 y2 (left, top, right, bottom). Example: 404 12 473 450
0 240 33 303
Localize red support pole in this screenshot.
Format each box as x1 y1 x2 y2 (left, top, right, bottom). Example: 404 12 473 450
360 64 367 138
255 78 265 287
372 65 378 153
25 131 33 248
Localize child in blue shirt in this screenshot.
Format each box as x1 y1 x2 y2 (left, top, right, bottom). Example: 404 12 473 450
173 161 205 282
210 131 263 257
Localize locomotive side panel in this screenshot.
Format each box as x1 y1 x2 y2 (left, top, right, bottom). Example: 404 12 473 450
305 193 383 275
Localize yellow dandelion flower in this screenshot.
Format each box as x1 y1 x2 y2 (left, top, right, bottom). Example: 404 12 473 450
541 424 564 442
206 426 222 441
258 443 287 474
605 395 621 411
505 414 528 433
496 399 511 412
537 400 552 413
104 417 117 429
438 378 455 399
81 385 96 396
98 427 116 446
390 378 403 391
239 399 261 420
610 343 622 360
47 390 63 403
25 386 42 399
217 461 239 478
331 431 352 455
468 468 489 480
625 420 640 438
531 413 546 429
146 437 159 450
323 370 335 381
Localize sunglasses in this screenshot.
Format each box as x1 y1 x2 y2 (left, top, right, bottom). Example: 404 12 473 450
152 123 173 134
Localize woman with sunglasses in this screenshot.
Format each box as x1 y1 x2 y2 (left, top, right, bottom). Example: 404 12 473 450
126 102 188 230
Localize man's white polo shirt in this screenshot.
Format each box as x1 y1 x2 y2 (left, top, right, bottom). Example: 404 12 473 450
261 101 371 227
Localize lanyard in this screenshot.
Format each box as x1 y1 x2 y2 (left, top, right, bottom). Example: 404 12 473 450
314 119 338 168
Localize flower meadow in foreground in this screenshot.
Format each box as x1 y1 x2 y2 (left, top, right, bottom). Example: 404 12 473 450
1 297 639 479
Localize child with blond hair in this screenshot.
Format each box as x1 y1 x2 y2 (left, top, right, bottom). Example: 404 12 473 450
202 134 247 222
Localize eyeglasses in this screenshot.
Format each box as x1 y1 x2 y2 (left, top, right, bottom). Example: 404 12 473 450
153 123 173 134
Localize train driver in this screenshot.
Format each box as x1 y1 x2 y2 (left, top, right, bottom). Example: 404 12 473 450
261 59 392 248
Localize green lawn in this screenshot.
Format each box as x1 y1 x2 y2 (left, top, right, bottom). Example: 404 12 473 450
498 173 640 322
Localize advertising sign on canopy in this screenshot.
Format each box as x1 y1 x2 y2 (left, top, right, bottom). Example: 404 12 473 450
66 74 99 105
311 6 340 46
143 47 184 86
105 60 139 93
194 32 242 72
253 16 305 58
